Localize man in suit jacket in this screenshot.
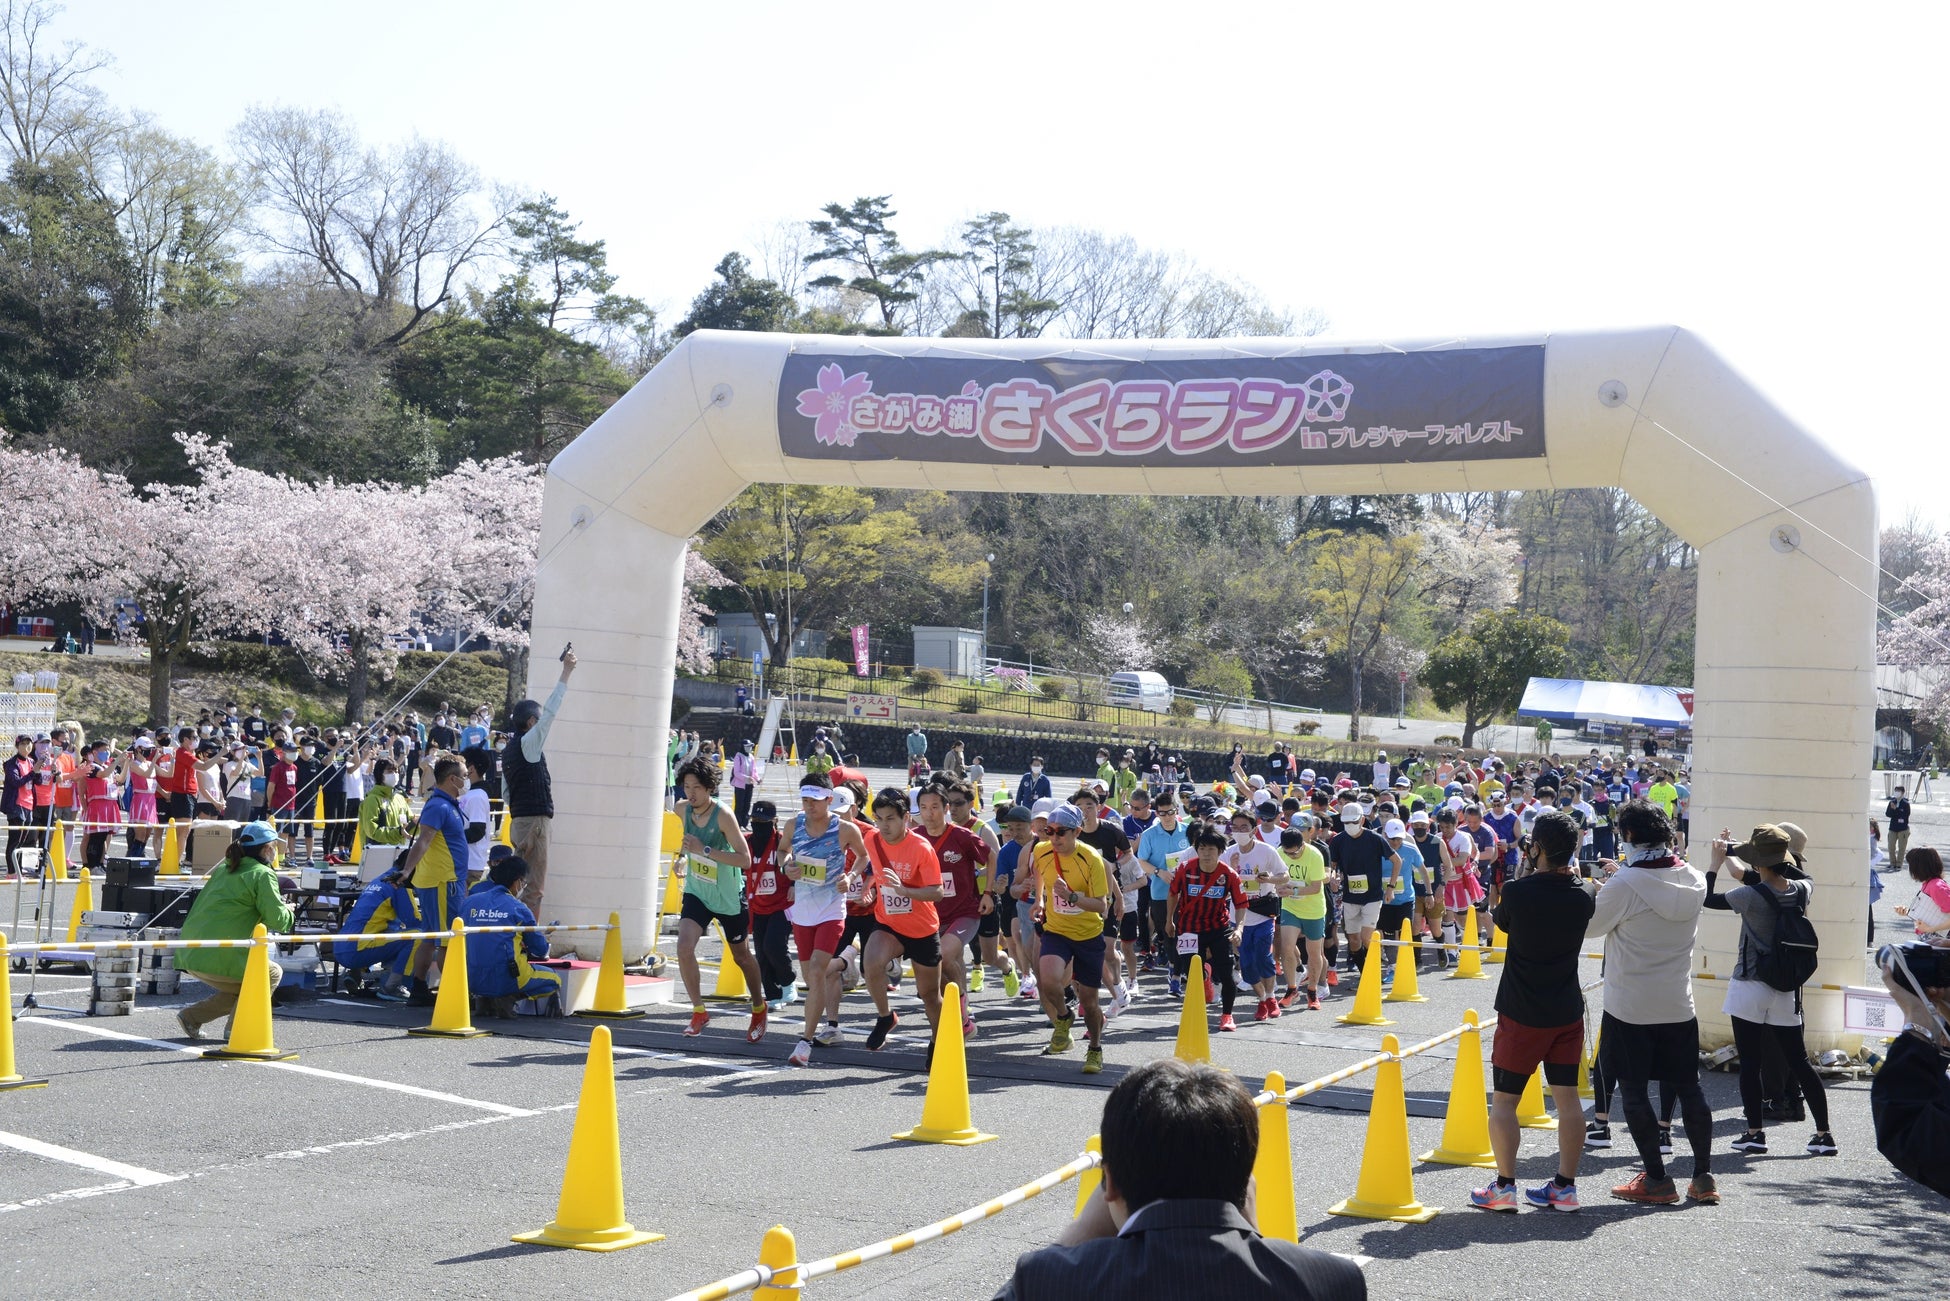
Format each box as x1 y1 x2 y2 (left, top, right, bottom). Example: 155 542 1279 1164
994 1058 1367 1301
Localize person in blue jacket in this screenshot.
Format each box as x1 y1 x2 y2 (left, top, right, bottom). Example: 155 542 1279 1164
334 868 419 1000
465 854 561 1014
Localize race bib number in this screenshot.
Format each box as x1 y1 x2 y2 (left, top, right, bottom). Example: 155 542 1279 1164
882 891 913 915
1167 849 1188 868
940 874 956 898
1346 874 1369 894
688 854 718 882
795 855 828 884
1052 890 1083 915
1177 932 1199 955
757 872 777 894
844 878 868 903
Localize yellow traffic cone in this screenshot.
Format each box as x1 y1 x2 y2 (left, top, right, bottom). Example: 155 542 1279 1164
409 920 489 1038
1486 922 1509 965
1173 955 1212 1063
1515 1066 1557 1129
1337 936 1394 1026
65 867 93 943
707 922 750 1001
1420 1009 1495 1168
47 822 68 880
1072 1135 1102 1217
1578 1023 1600 1102
893 983 997 1145
349 821 364 867
1448 907 1487 980
511 1025 662 1251
1384 918 1427 1004
0 936 49 1090
312 787 326 833
1253 1071 1298 1242
576 911 646 1020
1328 1033 1439 1222
203 923 297 1061
159 820 181 875
752 1225 799 1300
499 809 514 850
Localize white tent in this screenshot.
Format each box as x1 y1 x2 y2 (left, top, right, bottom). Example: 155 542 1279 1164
1519 677 1694 729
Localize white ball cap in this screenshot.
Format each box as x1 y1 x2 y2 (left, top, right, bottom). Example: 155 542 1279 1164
1382 818 1407 838
1030 797 1058 820
1339 805 1364 822
1408 809 1431 825
1249 775 1267 788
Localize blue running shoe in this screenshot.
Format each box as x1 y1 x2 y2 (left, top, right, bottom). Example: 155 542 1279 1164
1470 1181 1518 1212
1524 1180 1581 1212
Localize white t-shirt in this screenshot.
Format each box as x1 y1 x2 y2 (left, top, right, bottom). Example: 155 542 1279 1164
1574 801 1597 846
1445 829 1475 871
342 762 368 803
459 785 492 877
1223 839 1287 926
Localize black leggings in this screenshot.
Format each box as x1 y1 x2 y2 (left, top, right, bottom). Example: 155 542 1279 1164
84 830 112 869
1619 1077 1712 1182
748 910 795 1002
1172 931 1238 1015
1593 1058 1678 1122
1730 1015 1829 1131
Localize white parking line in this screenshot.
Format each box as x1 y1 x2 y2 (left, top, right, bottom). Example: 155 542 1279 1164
0 1130 180 1187
16 1018 538 1117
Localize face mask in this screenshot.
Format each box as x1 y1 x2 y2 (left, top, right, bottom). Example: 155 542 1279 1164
302 746 315 757
1621 841 1668 865
1030 765 1043 775
380 774 397 788
1233 831 1255 847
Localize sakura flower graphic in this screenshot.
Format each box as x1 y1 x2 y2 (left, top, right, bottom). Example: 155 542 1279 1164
794 363 874 447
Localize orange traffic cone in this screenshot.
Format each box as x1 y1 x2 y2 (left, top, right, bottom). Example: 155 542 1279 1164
1420 1009 1495 1168
511 1025 662 1251
894 983 997 1145
1328 1034 1439 1222
1337 936 1394 1026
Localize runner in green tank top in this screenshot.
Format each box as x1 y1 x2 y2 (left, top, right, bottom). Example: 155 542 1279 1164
674 755 766 1041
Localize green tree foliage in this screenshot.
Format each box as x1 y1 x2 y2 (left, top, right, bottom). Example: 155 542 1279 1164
1189 652 1252 722
1306 530 1423 740
955 211 1060 338
804 195 954 333
1424 610 1572 747
675 252 799 337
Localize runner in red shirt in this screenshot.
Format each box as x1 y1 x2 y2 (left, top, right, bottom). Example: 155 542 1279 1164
157 727 200 822
916 782 990 1040
860 787 944 1051
1168 828 1250 1031
742 801 795 1011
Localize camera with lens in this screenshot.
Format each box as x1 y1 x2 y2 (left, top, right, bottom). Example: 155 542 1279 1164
1878 942 1950 996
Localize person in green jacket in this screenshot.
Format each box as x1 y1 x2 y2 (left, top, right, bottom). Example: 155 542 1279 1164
174 822 296 1040
356 758 415 879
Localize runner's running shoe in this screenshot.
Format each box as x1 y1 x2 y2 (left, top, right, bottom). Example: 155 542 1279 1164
1082 1045 1103 1075
1168 975 1184 999
787 1038 811 1068
1658 1126 1673 1155
1469 1181 1518 1212
1020 981 1039 1000
813 1020 841 1046
1203 974 1217 1004
1043 1020 1074 1055
1584 1120 1612 1149
1218 1014 1237 1033
1004 968 1021 998
1280 987 1304 1009
684 1007 710 1037
1254 998 1273 1023
1731 1130 1767 1154
1524 1180 1581 1212
865 1013 898 1051
969 965 985 993
746 1005 768 1043
962 1014 975 1040
1610 1172 1679 1205
1307 991 1321 1011
1325 969 1340 987
1687 1174 1719 1204
1806 1132 1837 1156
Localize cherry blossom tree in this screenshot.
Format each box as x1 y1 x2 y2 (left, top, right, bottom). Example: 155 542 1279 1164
0 439 127 609
1417 515 1522 636
1081 610 1157 673
1881 532 1950 728
679 545 727 674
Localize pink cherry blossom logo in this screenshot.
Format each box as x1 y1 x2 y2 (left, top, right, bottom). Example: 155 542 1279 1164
794 363 874 447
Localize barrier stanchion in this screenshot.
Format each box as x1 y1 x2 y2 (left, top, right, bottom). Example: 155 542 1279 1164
64 867 93 944
1337 939 1393 1026
1253 1071 1298 1242
751 1226 799 1301
1486 922 1508 965
1173 955 1212 1063
1420 1009 1495 1168
1447 908 1487 980
0 936 49 1090
707 921 749 1001
1384 918 1427 1004
893 983 996 1146
1514 1067 1557 1130
1072 1135 1102 1217
1328 1033 1438 1223
202 924 296 1062
512 1025 662 1252
576 913 645 1020
409 920 488 1038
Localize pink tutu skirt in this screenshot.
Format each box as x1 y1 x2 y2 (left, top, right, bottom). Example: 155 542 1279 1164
1443 869 1486 910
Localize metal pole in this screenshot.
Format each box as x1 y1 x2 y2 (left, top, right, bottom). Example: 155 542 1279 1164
981 553 994 683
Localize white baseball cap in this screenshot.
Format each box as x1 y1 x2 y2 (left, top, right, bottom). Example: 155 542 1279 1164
1408 809 1431 825
1030 797 1057 820
1382 818 1407 838
1339 805 1364 823
1249 775 1267 789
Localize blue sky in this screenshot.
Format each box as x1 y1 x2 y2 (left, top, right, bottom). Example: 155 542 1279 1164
50 0 1950 535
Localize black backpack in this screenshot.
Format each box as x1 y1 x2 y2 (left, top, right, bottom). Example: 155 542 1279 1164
1749 882 1820 992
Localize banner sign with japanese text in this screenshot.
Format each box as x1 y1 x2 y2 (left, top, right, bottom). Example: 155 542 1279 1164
777 346 1545 468
850 624 870 676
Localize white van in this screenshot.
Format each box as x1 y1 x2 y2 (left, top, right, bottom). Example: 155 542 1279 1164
1107 670 1174 713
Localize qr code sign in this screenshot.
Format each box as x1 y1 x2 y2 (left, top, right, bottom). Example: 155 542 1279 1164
1844 986 1903 1034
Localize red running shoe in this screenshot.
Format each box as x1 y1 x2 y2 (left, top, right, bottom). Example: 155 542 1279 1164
684 1007 709 1037
746 1005 767 1043
1219 1014 1238 1033
1254 998 1272 1023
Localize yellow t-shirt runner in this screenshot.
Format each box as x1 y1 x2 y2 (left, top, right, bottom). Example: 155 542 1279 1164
1034 840 1108 942
1278 843 1329 921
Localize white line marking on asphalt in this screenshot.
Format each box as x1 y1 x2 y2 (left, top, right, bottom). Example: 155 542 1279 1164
0 1130 180 1187
17 1017 538 1116
0 1181 151 1214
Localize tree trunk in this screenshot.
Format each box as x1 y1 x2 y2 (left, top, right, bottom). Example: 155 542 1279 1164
344 631 369 725
501 642 531 718
1347 662 1364 742
1461 710 1480 748
148 631 174 729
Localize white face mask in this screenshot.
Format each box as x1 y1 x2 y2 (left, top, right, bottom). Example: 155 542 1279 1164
1030 765 1043 775
1233 831 1255 847
380 774 397 788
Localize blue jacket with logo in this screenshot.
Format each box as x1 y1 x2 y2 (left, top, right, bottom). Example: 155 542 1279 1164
463 881 548 997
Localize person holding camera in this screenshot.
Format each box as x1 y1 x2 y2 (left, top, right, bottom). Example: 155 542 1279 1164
1871 941 1950 1200
1705 825 1835 1158
502 649 576 912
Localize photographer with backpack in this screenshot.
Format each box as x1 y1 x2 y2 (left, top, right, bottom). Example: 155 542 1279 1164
1706 824 1834 1158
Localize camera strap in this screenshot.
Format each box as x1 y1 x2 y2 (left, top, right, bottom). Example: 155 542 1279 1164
1888 946 1950 1045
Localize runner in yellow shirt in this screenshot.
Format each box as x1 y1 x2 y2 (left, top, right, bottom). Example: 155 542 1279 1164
1031 805 1110 1074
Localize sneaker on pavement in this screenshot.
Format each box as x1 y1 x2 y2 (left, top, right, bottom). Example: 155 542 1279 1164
1307 992 1321 1011
1610 1171 1680 1205
1268 997 1282 1019
1109 985 1131 1018
962 1015 975 1040
1020 981 1039 1001
813 1021 841 1047
1325 969 1340 987
1280 987 1304 1009
684 1007 710 1037
1806 1132 1838 1156
746 1006 768 1043
765 997 792 1013
865 1013 898 1051
1168 976 1184 1000
970 966 985 993
1043 1020 1074 1055
1584 1120 1612 1150
176 1009 204 1041
1203 976 1216 1004
1731 1129 1767 1154
1469 1181 1518 1212
1218 1014 1237 1033
374 981 408 1004
1082 1045 1103 1075
1687 1174 1720 1204
1524 1180 1581 1212
787 1038 812 1068
1254 998 1272 1023
1658 1126 1674 1155
1004 968 1021 998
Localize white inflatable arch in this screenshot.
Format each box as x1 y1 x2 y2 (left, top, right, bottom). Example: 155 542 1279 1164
527 327 1877 1044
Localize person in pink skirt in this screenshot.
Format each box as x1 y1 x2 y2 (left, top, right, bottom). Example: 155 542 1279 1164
121 738 159 858
80 739 122 869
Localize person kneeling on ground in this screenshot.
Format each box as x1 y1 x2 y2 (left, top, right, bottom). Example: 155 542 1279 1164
994 1057 1366 1300
174 821 296 1041
465 855 562 1017
334 865 419 1001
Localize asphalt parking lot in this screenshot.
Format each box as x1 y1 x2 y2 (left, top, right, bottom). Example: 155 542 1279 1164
0 789 1942 1299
